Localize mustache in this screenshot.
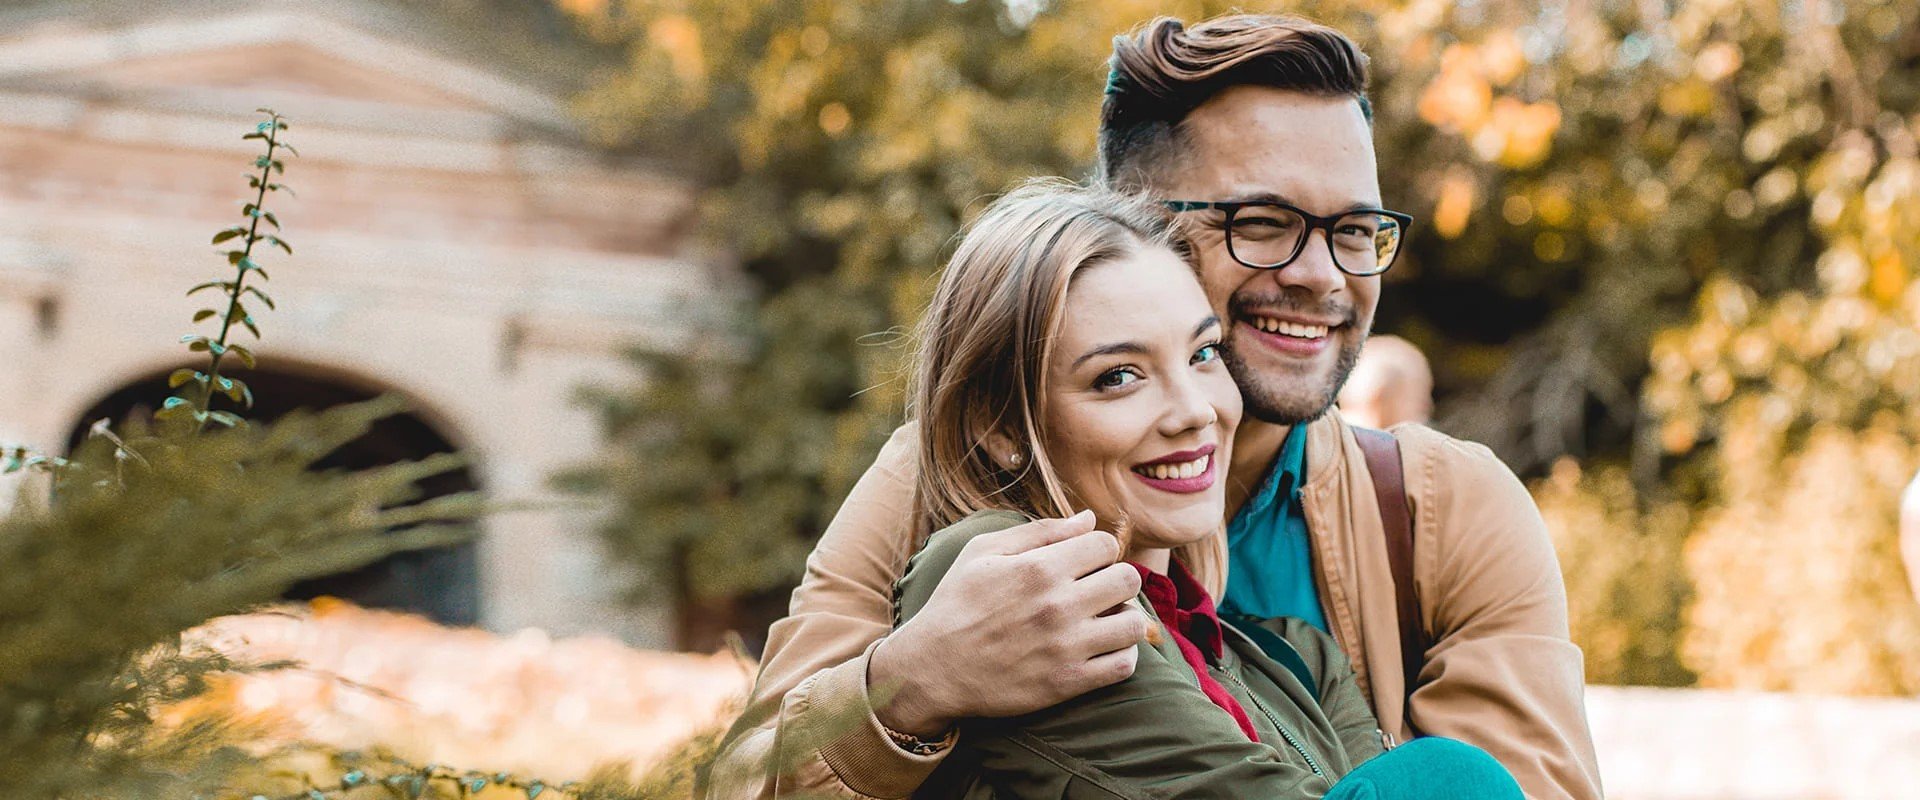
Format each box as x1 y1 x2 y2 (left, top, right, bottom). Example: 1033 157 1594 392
1227 291 1357 326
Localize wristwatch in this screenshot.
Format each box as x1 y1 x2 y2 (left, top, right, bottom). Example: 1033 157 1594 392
880 722 956 756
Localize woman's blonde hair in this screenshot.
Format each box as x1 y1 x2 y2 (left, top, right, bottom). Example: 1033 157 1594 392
909 179 1226 593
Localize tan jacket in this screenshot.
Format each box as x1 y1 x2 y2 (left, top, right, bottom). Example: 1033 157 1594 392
706 411 1603 800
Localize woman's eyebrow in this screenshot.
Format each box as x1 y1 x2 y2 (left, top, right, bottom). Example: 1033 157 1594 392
1071 341 1146 370
1072 316 1220 370
1191 314 1221 338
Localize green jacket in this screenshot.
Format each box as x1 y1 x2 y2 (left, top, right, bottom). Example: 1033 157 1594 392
893 510 1387 799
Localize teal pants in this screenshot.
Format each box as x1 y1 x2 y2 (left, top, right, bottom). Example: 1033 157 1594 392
1325 738 1524 800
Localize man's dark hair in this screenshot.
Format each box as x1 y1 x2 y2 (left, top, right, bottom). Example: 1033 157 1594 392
1098 15 1371 190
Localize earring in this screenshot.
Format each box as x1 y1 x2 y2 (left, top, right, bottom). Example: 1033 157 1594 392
1008 451 1024 467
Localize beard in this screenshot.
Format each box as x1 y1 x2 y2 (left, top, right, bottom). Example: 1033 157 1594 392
1223 293 1366 425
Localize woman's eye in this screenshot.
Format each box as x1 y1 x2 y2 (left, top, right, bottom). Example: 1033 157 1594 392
1094 368 1140 390
1192 344 1221 365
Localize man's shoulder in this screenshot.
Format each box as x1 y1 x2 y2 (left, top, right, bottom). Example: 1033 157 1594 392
1370 422 1546 548
1376 422 1528 497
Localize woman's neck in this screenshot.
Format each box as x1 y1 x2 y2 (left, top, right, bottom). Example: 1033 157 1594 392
1127 546 1171 574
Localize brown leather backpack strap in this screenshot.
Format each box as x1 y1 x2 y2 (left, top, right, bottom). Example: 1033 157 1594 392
1351 426 1424 731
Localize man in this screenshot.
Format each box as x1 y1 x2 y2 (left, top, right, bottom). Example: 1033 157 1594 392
708 14 1601 800
1336 335 1434 430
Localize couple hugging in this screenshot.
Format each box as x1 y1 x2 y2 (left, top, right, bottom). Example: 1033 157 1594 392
709 13 1603 800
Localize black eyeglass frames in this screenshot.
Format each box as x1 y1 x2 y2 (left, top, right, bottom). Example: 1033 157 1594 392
1163 200 1413 277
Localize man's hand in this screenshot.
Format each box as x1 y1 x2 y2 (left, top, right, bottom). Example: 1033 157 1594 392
867 510 1150 737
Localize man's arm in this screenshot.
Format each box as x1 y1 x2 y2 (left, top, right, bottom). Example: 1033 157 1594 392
1399 428 1603 800
705 426 1146 799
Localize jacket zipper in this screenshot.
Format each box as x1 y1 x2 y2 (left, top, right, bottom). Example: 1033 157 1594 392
1214 666 1325 778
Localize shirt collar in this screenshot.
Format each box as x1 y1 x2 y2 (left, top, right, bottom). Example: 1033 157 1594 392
1242 423 1311 517
1132 560 1227 661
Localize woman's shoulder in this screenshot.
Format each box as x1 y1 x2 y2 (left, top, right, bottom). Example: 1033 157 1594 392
924 508 1030 550
894 509 1031 625
908 508 1031 578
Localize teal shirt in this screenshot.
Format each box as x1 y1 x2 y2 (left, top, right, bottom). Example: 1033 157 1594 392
1221 423 1330 633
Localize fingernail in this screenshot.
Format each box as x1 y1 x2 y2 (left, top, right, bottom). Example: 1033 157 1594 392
1071 509 1094 523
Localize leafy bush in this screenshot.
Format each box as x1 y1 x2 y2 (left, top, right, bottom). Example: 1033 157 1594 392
0 110 499 798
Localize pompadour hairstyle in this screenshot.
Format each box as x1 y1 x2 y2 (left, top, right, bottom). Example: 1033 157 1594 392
1098 14 1372 190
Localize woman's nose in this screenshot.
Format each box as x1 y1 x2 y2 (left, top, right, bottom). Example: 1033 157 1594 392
1161 370 1217 435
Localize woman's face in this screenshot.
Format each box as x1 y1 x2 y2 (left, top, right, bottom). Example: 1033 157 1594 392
1040 243 1242 557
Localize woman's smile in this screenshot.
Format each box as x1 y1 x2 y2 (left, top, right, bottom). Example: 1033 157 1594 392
1130 444 1217 493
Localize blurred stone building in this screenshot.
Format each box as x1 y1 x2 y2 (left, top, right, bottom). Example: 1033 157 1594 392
0 0 720 645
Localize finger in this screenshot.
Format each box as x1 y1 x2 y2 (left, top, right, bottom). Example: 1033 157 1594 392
976 509 1096 556
1027 529 1125 579
1069 561 1144 614
1075 645 1140 691
1076 604 1153 655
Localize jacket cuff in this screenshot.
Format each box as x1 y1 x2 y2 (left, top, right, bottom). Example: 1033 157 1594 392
808 640 952 798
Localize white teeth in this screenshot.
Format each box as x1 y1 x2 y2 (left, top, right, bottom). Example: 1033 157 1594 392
1137 454 1210 481
1251 316 1330 339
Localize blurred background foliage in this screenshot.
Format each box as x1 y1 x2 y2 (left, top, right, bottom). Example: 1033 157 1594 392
562 0 1920 694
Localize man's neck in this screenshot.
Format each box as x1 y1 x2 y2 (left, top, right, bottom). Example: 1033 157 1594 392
1226 418 1292 517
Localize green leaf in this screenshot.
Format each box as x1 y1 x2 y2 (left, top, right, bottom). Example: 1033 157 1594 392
162 396 188 410
271 160 285 174
238 257 260 272
254 156 272 169
227 250 247 265
279 142 300 157
268 183 297 197
180 334 208 344
245 286 276 309
207 410 244 428
262 211 280 229
242 132 267 141
212 227 247 244
193 309 217 322
208 341 227 356
526 783 544 799
241 315 260 339
266 235 293 255
229 343 257 369
168 368 204 388
468 778 487 793
187 281 231 296
188 340 210 352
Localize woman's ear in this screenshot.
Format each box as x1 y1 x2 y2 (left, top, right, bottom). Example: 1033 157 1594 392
979 428 1026 472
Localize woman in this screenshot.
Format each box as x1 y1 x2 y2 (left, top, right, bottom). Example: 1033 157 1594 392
891 180 1520 799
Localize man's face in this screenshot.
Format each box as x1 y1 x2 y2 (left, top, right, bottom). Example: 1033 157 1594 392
1156 87 1382 425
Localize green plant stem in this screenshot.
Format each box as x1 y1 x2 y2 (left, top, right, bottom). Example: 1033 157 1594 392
196 118 280 432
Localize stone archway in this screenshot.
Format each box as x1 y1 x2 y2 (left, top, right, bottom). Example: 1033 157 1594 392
66 364 482 625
